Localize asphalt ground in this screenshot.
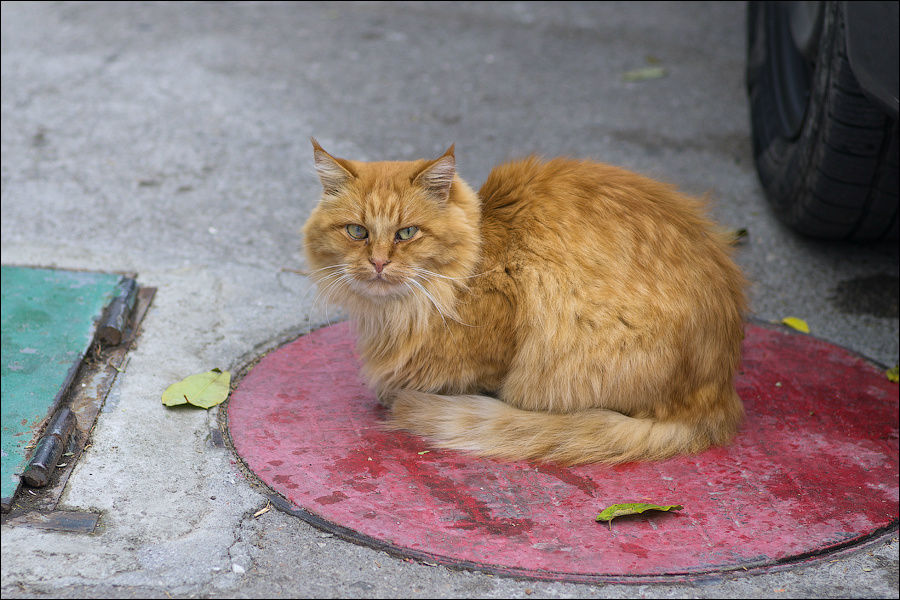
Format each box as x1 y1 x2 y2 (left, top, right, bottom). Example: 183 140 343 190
1 2 898 598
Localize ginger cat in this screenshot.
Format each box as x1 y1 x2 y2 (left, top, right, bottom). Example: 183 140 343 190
302 139 746 465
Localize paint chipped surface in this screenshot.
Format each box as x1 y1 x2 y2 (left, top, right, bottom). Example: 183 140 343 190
227 321 899 580
1 266 124 505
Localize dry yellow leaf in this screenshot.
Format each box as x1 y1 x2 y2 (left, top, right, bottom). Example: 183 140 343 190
781 317 810 333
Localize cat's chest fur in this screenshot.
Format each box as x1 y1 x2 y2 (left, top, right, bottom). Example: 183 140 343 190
355 261 518 396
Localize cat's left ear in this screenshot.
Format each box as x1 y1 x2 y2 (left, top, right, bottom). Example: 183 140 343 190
412 145 456 203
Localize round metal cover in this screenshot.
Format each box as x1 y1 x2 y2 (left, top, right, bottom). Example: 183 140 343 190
226 321 898 582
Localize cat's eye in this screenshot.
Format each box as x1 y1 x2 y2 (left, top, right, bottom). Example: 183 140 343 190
396 226 418 241
346 224 368 240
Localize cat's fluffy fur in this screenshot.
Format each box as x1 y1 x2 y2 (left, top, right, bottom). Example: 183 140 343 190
302 139 746 465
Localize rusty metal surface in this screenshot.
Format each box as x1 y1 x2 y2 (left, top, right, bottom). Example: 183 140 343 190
4 509 100 534
2 286 156 516
226 321 898 582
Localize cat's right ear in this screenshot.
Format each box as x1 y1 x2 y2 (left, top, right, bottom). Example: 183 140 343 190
311 137 356 195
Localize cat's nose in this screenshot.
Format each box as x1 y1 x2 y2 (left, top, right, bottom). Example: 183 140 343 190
370 258 390 274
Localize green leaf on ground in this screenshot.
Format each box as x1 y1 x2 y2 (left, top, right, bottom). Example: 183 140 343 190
596 502 683 528
887 365 899 383
162 368 231 409
781 317 810 333
622 66 667 82
727 227 749 245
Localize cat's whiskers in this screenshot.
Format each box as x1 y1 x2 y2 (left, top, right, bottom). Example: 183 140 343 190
297 263 350 306
309 267 350 302
309 262 352 276
311 268 354 324
406 276 474 328
403 281 449 330
409 266 492 283
297 265 341 324
326 273 359 324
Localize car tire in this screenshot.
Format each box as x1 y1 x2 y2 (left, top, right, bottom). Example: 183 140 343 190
746 1 898 241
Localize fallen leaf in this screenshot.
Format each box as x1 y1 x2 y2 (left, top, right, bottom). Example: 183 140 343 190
726 227 749 245
781 317 810 333
622 66 667 82
886 365 898 383
595 502 683 528
162 368 231 409
108 356 128 373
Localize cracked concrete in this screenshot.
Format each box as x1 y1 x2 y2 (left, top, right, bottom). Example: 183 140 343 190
2 1 897 598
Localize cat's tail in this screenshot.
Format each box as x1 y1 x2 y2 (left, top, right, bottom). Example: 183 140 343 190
384 387 741 465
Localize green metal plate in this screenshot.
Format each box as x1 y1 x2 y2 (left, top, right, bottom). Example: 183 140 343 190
1 266 124 505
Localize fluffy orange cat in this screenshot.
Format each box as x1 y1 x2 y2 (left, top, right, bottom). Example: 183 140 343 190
302 139 746 465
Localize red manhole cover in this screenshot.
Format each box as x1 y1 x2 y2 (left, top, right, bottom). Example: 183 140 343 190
226 321 898 582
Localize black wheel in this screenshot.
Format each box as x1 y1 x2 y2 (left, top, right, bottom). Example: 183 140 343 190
746 1 899 241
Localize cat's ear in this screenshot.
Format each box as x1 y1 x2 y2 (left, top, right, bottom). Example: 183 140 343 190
311 137 356 195
412 145 456 203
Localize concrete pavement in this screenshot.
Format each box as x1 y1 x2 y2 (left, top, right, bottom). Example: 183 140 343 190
2 2 897 598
